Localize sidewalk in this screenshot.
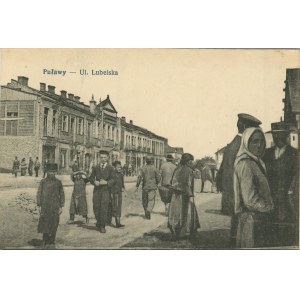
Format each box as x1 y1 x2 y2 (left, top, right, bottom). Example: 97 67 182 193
0 173 137 189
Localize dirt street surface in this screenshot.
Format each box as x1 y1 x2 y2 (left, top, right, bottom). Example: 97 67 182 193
0 174 230 249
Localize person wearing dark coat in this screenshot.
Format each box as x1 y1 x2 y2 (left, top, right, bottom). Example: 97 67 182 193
37 163 65 248
12 156 20 177
262 122 299 246
28 157 33 176
110 161 125 228
216 113 262 247
34 157 41 177
68 171 89 224
89 150 115 233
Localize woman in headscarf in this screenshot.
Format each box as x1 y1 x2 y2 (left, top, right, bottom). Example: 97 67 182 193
168 153 200 240
234 127 274 248
20 158 27 176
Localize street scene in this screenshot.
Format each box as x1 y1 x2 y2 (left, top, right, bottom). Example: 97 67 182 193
0 174 229 249
0 49 299 250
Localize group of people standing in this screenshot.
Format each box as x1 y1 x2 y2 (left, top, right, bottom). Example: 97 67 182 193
12 156 41 177
217 113 299 248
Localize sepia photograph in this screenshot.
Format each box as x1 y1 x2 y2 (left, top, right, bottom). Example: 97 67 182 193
0 48 299 250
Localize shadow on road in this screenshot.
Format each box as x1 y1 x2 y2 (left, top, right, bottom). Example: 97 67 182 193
122 227 231 249
28 239 43 248
205 209 228 216
125 213 145 219
78 224 100 231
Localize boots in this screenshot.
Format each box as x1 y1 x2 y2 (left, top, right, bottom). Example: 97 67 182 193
115 217 125 228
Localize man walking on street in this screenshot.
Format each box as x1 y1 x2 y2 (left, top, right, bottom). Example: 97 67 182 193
12 156 20 177
34 157 41 177
37 163 65 249
28 157 33 176
159 154 176 215
136 156 161 220
89 150 115 233
216 113 262 247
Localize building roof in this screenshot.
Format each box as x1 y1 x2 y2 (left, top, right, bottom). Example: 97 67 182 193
286 68 300 113
98 96 118 114
167 145 184 154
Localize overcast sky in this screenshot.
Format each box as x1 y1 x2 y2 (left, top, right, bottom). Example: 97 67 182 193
1 49 299 158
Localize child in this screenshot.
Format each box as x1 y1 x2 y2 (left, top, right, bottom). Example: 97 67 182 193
68 171 89 224
37 163 65 249
111 161 125 228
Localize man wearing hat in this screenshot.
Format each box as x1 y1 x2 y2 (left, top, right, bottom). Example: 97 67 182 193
216 113 262 247
263 122 298 246
37 163 65 248
89 150 115 233
136 156 161 219
159 154 177 215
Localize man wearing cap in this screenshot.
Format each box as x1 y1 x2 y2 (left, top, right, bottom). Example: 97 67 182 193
263 122 298 246
136 156 161 219
37 163 65 248
89 150 115 233
159 154 177 215
216 113 262 247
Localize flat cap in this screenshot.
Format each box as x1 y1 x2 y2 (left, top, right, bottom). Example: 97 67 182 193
99 150 109 155
238 113 262 126
46 163 58 172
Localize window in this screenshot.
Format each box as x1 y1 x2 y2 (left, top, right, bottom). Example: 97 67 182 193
62 115 68 132
43 108 49 136
52 110 57 135
77 118 83 135
87 122 92 140
6 112 18 136
70 117 75 134
293 136 295 141
98 122 101 138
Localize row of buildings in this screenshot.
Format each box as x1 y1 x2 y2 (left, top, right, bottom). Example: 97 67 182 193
0 76 183 174
215 68 300 169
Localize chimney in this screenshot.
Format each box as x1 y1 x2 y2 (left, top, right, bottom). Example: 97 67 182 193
60 90 67 98
129 120 133 125
18 76 29 86
40 83 46 92
90 94 96 114
121 116 126 122
74 96 80 102
68 93 74 100
48 85 56 94
106 94 110 100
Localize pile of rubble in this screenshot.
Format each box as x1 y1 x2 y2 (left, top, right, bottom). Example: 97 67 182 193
14 192 39 218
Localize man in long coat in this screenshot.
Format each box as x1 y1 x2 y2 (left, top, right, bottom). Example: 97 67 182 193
12 156 20 177
89 150 115 233
216 113 262 247
37 163 65 248
263 122 299 246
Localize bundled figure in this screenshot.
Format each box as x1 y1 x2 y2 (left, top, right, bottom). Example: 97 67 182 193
110 161 125 228
20 158 27 176
168 153 200 240
37 163 65 248
234 128 274 248
68 171 89 224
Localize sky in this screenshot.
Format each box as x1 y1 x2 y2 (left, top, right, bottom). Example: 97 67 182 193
1 49 299 159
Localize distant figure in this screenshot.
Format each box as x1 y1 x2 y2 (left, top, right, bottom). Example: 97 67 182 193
216 113 262 247
136 157 161 220
159 154 176 215
193 167 202 193
110 161 125 228
12 156 20 177
234 128 274 248
37 163 65 249
20 158 27 176
43 158 49 178
72 160 79 172
68 171 89 225
34 157 41 177
168 153 200 240
202 164 213 193
28 157 33 176
263 122 299 246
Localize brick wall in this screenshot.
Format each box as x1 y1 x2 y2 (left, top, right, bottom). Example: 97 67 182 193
0 136 37 170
